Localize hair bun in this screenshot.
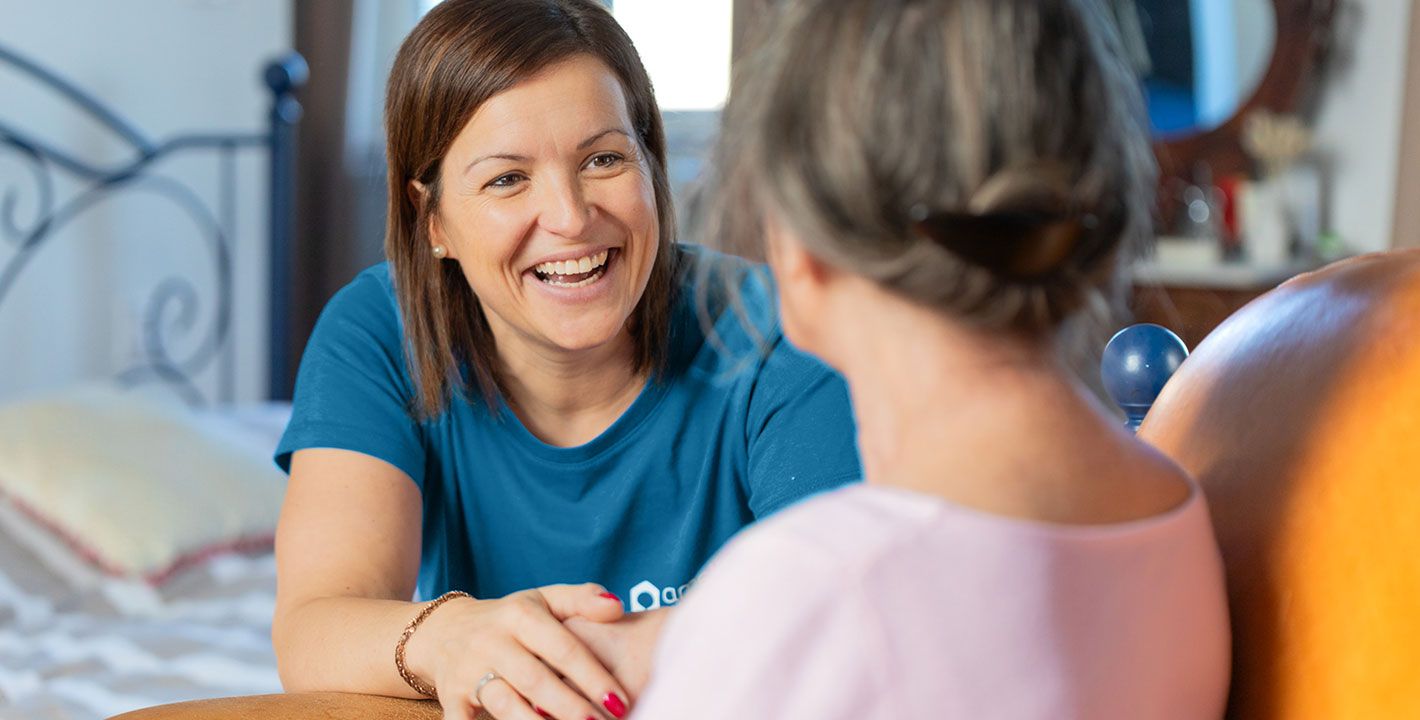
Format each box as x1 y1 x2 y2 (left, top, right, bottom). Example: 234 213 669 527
967 163 1074 216
911 163 1088 281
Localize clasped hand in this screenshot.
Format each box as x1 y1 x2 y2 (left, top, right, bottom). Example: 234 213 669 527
406 583 665 720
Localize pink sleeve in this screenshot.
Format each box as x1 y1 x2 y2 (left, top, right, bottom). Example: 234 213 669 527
631 530 894 719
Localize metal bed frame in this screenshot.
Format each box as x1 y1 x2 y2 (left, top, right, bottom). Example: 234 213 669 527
0 44 305 403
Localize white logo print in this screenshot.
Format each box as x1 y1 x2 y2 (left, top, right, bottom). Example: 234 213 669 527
627 578 694 612
629 580 661 612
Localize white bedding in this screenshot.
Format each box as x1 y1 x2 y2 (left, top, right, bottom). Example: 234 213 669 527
0 402 289 719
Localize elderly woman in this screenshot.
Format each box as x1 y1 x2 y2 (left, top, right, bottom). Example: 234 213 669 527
633 0 1231 717
269 1 860 719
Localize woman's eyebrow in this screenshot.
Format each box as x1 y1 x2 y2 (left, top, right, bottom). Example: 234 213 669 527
578 128 631 149
466 152 530 175
464 128 630 174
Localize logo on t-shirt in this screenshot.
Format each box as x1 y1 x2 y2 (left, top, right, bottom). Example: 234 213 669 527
627 578 693 612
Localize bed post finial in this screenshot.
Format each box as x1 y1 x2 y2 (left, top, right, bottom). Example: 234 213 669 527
1101 323 1188 433
264 53 309 99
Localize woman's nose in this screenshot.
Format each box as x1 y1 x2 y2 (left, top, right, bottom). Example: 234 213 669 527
538 177 592 238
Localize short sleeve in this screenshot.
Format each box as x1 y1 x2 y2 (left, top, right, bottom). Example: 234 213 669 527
274 267 427 488
634 526 888 719
743 336 861 517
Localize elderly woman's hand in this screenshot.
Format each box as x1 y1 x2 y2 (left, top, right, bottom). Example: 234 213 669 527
563 607 671 700
403 583 631 720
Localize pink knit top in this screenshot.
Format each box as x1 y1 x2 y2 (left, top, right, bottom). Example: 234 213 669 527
634 482 1230 719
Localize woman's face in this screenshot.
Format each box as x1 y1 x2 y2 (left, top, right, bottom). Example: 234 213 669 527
428 54 659 362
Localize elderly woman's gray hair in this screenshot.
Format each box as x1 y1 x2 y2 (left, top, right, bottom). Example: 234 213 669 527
705 0 1156 336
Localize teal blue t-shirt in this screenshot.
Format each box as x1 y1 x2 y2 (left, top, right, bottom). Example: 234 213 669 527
275 245 861 610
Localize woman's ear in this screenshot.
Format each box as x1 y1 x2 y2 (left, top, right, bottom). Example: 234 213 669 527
410 180 457 260
766 219 831 294
407 179 426 207
765 218 832 353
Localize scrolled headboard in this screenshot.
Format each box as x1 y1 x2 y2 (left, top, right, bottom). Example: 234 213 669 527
0 44 305 404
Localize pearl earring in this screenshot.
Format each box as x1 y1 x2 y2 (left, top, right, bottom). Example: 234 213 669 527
432 244 447 259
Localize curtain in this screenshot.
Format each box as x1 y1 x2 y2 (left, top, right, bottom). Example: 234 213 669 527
288 0 421 392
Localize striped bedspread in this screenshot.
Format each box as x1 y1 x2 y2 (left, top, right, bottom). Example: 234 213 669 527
0 400 291 718
0 537 282 719
0 531 282 720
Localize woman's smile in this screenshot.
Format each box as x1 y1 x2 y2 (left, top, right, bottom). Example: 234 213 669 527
524 246 623 303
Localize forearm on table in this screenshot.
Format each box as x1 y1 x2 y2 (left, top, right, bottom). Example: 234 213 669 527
272 594 437 698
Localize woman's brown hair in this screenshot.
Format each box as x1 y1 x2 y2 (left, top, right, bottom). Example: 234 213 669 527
385 0 678 418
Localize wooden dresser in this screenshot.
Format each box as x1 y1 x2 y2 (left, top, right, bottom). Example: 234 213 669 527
1130 258 1321 349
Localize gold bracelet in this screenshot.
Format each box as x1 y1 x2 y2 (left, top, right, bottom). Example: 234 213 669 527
395 590 472 698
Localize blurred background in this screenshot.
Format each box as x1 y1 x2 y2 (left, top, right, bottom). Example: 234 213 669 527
0 1 1418 717
1 0 1416 404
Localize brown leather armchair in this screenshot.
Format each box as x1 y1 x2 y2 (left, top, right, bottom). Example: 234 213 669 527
1139 250 1420 718
112 250 1420 718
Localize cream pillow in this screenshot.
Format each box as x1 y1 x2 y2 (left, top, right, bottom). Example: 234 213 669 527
0 385 286 585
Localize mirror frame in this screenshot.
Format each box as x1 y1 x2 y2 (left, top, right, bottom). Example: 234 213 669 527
1153 0 1340 182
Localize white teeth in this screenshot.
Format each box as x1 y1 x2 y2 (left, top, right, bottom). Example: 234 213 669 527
543 266 606 287
534 250 611 276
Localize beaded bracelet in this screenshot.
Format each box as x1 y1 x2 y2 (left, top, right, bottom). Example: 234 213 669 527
395 590 472 698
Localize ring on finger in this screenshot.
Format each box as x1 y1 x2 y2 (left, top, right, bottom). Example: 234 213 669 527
473 670 502 707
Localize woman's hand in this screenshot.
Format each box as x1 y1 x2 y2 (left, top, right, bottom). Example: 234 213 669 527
403 583 631 720
563 608 671 701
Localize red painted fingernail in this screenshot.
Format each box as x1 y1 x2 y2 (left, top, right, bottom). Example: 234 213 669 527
603 692 627 718
599 592 621 603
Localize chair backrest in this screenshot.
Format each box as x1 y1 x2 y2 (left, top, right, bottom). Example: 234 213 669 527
1134 250 1420 719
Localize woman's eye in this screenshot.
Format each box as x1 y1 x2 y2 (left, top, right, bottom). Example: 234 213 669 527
587 153 623 169
487 173 526 189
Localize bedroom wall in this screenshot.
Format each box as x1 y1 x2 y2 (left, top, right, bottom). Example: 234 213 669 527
1311 0 1413 253
1390 0 1420 250
0 0 293 404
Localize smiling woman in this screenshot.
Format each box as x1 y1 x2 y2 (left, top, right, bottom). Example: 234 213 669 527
416 56 665 446
383 6 678 423
412 54 665 437
268 2 862 720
